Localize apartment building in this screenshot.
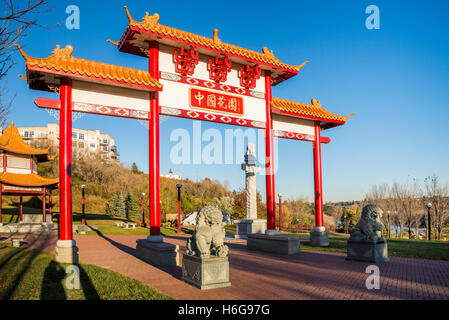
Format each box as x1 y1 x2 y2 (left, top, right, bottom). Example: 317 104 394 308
2 123 119 161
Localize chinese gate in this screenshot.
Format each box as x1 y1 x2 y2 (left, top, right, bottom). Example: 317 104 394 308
16 6 352 263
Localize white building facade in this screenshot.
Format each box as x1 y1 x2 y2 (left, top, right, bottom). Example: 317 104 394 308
1 124 119 160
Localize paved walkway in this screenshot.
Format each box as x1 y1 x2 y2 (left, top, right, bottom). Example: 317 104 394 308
16 233 449 300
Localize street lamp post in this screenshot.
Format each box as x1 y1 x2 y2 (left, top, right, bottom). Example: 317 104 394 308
141 193 146 227
387 210 391 238
176 184 182 234
426 202 432 241
278 193 283 231
81 185 86 225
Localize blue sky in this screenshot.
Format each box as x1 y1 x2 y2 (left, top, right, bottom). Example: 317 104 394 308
4 0 449 202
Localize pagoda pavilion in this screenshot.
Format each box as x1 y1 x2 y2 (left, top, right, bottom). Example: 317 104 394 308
0 122 58 225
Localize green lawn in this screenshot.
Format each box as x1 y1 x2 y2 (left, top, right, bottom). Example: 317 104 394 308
0 242 172 300
292 232 449 261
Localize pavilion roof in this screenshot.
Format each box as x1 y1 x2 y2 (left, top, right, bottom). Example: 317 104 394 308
15 44 163 92
0 122 56 161
0 172 58 188
117 6 307 85
271 98 354 129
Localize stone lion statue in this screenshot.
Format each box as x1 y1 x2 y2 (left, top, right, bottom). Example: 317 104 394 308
186 205 229 258
349 204 384 242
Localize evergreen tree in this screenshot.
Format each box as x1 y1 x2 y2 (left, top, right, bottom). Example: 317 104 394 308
105 193 118 216
116 193 126 217
131 162 142 174
125 192 141 221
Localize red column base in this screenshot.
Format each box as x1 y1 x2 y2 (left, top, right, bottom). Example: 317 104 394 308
150 226 160 236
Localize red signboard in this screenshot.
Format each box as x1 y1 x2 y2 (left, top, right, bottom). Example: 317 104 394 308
189 87 244 116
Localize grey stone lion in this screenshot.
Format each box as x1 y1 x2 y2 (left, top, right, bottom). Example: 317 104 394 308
186 205 229 258
349 204 384 242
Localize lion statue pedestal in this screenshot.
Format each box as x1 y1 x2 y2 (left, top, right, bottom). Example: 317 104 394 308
181 205 231 290
346 204 389 263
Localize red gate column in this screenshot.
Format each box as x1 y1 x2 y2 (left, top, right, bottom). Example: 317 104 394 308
42 187 46 223
55 77 79 263
313 121 324 230
264 72 277 235
310 121 329 246
148 41 162 241
135 41 178 266
19 196 23 222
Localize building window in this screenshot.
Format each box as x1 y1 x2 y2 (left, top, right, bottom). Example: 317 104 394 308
29 131 34 137
103 139 108 144
72 132 77 139
79 133 84 140
103 146 109 151
90 143 96 149
72 141 76 148
24 131 29 137
79 142 84 148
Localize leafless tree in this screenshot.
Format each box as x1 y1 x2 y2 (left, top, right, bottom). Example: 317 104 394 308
391 182 409 239
0 0 52 124
364 183 395 238
424 174 449 240
391 179 422 239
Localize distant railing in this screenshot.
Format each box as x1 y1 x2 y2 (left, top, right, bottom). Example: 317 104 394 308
276 223 340 234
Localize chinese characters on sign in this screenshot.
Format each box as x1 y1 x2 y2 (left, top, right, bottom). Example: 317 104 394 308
190 88 244 116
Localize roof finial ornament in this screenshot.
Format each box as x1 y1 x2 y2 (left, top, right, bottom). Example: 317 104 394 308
123 6 136 23
51 45 73 58
13 43 30 60
106 39 119 46
296 60 309 71
142 11 160 26
311 98 322 108
213 28 220 43
262 47 275 58
18 74 27 82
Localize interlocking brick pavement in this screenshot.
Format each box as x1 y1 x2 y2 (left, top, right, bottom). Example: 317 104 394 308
20 233 449 300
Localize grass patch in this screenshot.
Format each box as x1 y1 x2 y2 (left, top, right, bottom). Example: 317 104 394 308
296 232 449 261
0 243 172 300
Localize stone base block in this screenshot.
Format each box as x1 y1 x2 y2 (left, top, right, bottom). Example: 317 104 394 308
0 223 54 234
309 231 330 247
234 219 267 238
247 234 300 255
136 239 179 266
75 225 90 234
55 240 79 264
346 239 389 263
181 254 231 290
22 214 52 223
11 239 23 247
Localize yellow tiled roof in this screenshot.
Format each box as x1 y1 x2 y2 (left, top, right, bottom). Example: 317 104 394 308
15 44 163 90
0 172 58 187
0 122 52 157
271 98 354 124
123 6 307 73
